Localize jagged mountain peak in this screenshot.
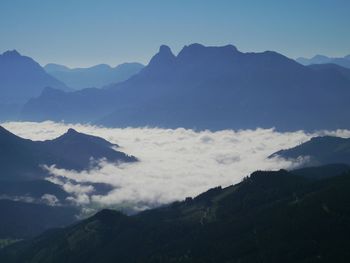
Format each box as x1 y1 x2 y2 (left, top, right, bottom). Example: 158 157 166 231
159 44 173 55
66 128 78 134
54 127 116 147
1 49 21 57
147 44 176 68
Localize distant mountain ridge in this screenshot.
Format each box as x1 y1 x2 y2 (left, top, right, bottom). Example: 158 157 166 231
296 54 350 69
21 43 350 131
44 62 144 90
0 50 70 120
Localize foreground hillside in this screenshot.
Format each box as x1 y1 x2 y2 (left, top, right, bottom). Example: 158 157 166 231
2 166 350 263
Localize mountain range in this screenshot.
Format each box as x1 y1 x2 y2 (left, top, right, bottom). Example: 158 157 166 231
20 44 350 131
2 166 349 263
0 50 69 120
296 54 350 69
44 62 144 90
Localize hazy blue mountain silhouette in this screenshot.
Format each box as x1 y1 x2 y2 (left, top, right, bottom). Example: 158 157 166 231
270 136 350 167
0 126 137 181
21 44 350 131
3 167 350 262
44 62 144 90
296 54 350 69
0 50 70 120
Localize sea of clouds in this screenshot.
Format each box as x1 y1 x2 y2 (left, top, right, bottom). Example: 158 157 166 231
3 121 350 212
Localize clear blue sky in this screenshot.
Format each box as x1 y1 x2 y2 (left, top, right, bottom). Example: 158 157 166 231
0 0 349 67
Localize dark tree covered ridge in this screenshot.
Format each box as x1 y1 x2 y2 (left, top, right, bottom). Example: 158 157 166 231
2 166 350 263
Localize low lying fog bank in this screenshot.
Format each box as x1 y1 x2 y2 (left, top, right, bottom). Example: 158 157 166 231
3 121 350 212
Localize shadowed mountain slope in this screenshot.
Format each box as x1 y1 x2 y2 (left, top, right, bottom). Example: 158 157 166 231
270 136 350 167
0 126 137 181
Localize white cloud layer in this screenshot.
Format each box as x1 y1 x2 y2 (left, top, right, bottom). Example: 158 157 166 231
2 121 350 211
